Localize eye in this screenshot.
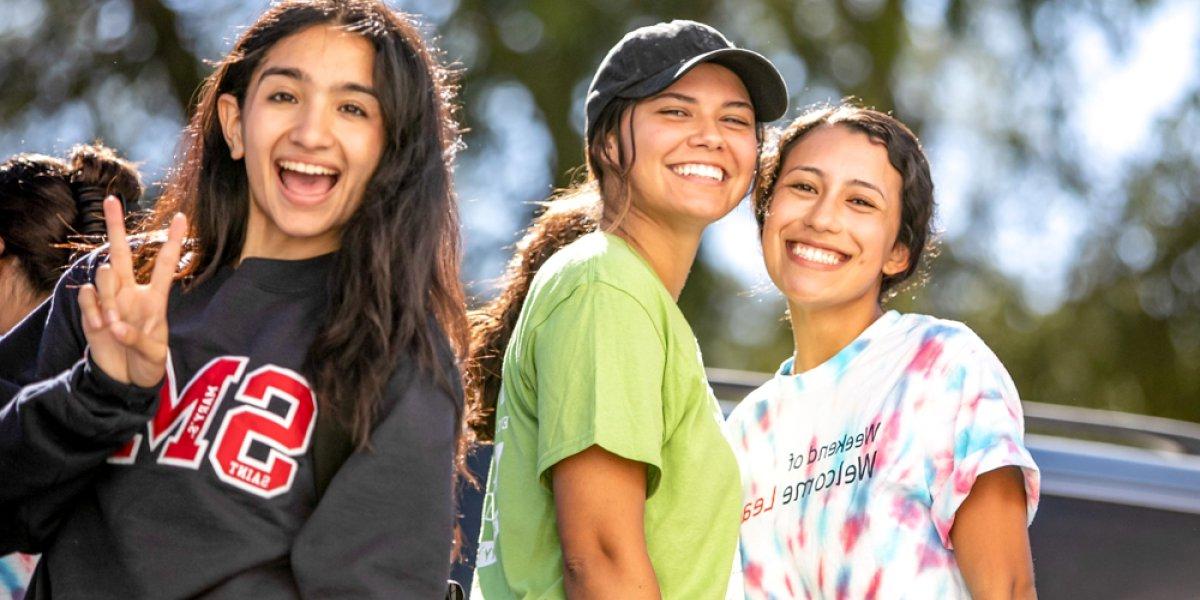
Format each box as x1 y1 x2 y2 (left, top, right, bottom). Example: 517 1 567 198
267 91 298 103
339 103 368 118
788 181 817 194
849 196 876 209
722 115 752 127
659 108 688 117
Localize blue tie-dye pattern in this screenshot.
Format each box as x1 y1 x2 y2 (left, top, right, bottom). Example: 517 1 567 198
921 324 962 345
923 456 939 495
836 566 852 597
779 356 795 377
829 339 869 382
946 363 967 392
1 559 23 596
955 428 1000 461
733 313 1036 600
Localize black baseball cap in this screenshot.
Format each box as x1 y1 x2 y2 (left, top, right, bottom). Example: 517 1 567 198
585 20 788 141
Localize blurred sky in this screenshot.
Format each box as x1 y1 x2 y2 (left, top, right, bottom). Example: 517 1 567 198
1 0 1197 314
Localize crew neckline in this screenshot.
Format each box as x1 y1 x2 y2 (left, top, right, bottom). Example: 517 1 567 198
232 252 336 293
776 310 901 389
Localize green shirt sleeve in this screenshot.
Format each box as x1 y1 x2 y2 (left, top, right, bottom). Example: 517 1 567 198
531 281 666 496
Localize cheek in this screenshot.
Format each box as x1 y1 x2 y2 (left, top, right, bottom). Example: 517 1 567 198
349 126 386 180
732 134 759 168
759 214 787 276
852 218 895 263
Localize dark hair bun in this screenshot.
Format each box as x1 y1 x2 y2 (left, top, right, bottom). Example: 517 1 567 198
66 143 143 236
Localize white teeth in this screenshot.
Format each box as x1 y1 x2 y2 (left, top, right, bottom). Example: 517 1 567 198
671 163 724 182
791 243 842 265
278 160 338 176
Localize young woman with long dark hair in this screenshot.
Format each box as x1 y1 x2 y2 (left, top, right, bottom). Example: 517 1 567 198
728 105 1039 599
0 1 468 596
465 20 786 599
0 142 142 600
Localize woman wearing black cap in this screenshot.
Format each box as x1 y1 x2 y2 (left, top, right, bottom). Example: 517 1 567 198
466 20 786 599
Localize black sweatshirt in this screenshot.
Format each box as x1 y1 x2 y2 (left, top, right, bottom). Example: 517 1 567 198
0 251 461 599
0 298 50 403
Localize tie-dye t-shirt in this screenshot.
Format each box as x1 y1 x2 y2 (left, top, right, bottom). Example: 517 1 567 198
726 311 1039 599
1 553 36 599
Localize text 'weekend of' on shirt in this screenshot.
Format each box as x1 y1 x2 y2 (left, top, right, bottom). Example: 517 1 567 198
726 311 1040 599
472 231 741 599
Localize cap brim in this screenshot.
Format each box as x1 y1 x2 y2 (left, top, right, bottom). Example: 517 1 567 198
616 47 789 122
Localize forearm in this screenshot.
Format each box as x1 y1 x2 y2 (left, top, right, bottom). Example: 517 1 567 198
0 353 157 503
292 356 460 598
961 571 1036 600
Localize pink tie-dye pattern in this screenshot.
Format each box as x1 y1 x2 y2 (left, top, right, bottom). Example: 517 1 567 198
730 313 1039 599
840 512 869 552
864 569 883 600
908 338 943 375
817 556 826 591
890 494 925 528
744 561 764 592
917 538 954 572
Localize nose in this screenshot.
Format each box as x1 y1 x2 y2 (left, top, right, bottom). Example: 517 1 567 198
687 116 726 151
802 192 841 234
288 102 334 150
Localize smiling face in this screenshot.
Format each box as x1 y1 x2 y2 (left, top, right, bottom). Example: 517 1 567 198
217 24 385 260
761 124 910 313
617 62 759 233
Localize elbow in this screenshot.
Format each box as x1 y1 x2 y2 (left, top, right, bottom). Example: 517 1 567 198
560 544 657 599
1012 574 1038 600
973 575 1037 600
561 547 614 590
561 552 591 588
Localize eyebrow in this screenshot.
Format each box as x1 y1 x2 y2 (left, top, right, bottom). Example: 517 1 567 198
650 91 754 111
258 66 378 98
787 165 887 199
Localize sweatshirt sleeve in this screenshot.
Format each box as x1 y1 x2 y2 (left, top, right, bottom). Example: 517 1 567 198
291 336 461 599
0 253 161 550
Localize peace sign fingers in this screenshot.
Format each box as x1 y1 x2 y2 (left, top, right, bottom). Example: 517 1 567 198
149 212 188 298
102 196 136 285
81 197 185 388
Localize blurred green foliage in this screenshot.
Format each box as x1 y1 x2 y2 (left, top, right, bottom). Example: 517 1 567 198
1 0 1196 421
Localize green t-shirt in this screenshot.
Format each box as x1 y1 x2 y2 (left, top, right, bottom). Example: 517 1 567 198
472 232 741 599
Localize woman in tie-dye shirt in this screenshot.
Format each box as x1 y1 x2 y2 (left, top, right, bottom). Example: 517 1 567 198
727 105 1039 599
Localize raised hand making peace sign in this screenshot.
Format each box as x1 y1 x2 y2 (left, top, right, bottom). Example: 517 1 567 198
77 197 187 388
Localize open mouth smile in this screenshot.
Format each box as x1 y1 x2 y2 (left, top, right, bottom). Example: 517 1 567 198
276 159 341 204
787 241 849 267
669 162 726 184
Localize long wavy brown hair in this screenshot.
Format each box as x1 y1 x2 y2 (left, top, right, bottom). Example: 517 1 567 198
132 0 469 478
462 97 644 443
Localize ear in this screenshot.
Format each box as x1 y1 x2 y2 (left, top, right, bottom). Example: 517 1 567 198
882 241 910 277
217 93 245 160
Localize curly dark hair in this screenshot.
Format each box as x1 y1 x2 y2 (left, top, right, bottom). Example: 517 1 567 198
0 143 141 294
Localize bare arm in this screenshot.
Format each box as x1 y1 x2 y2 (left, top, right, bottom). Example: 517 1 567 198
553 445 660 600
951 466 1037 600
